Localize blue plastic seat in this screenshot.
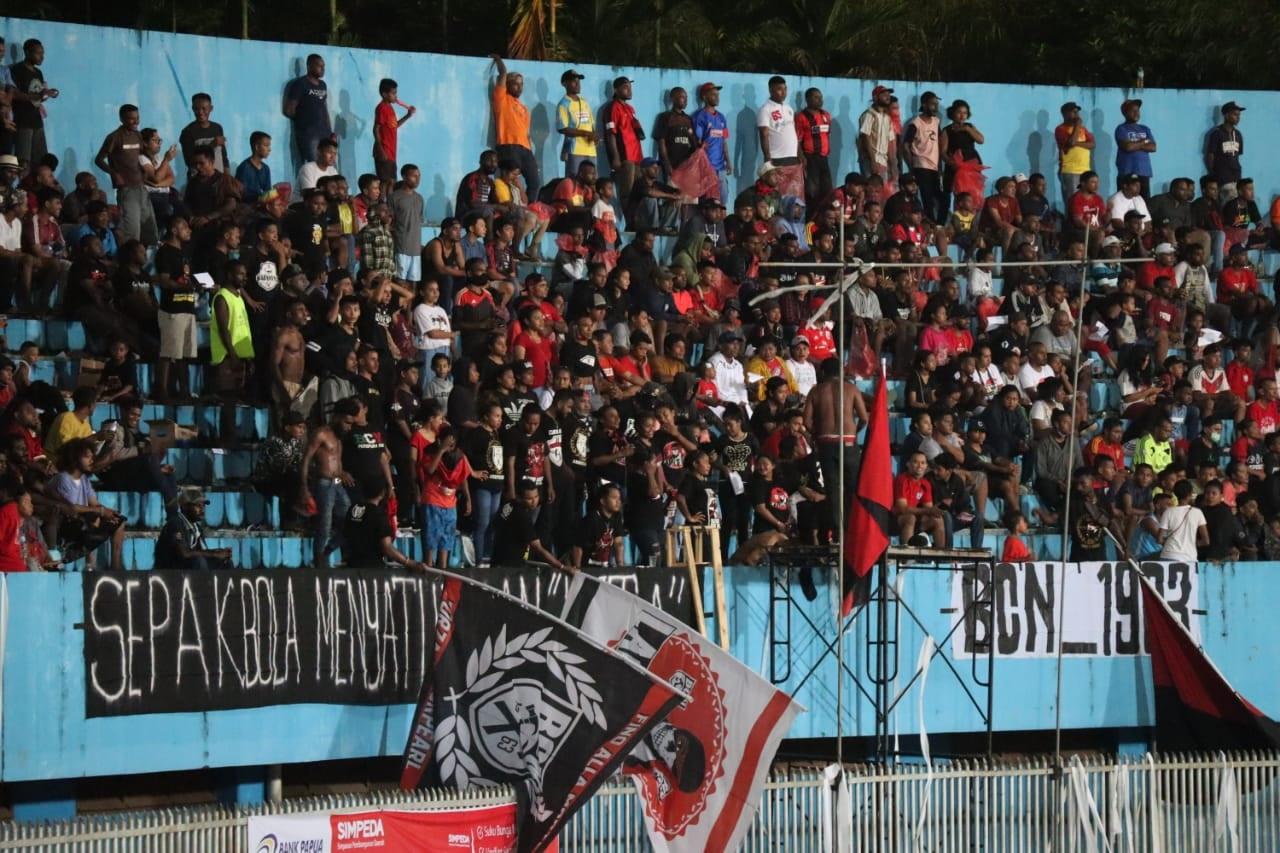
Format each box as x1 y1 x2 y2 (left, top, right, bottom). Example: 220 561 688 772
143 492 166 529
132 537 157 570
223 491 245 527
204 492 226 527
212 449 252 482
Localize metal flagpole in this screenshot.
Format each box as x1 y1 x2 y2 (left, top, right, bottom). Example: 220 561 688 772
1050 222 1092 850
835 201 846 770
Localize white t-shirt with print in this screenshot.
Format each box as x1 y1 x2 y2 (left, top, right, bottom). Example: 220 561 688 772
756 100 798 160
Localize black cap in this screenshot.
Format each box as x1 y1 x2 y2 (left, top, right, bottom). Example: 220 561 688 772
698 195 726 209
919 90 939 102
1222 101 1246 113
899 171 918 185
613 76 632 89
1061 101 1081 112
1121 98 1142 109
1119 173 1141 184
560 69 584 83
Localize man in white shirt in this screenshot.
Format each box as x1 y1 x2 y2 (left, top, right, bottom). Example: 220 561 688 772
756 76 797 166
858 84 897 182
297 137 339 191
1158 480 1207 561
707 329 750 416
1107 173 1151 230
786 337 817 396
1017 342 1055 398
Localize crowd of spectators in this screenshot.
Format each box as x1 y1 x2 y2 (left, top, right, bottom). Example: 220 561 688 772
1 35 1280 575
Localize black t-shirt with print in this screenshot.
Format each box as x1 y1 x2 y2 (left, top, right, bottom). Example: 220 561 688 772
503 427 548 485
112 266 153 305
716 433 758 488
656 110 696 169
678 474 716 522
9 63 45 129
578 509 621 565
461 426 505 491
588 429 628 487
343 500 393 567
342 428 387 500
285 209 328 272
153 243 197 314
750 476 791 534
626 439 666 530
245 250 282 306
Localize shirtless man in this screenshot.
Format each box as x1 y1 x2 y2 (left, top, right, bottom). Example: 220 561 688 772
803 357 868 522
270 299 313 418
299 397 359 568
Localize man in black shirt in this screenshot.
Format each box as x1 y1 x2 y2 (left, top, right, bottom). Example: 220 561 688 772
353 344 388 433
655 87 696 175
627 412 668 564
503 405 550 500
342 398 394 502
987 312 1031 359
9 39 58 168
285 188 331 274
572 483 625 569
1198 480 1242 562
153 217 197 401
492 481 564 569
344 486 425 571
178 93 230 176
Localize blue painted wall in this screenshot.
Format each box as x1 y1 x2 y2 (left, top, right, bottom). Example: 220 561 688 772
3 16 1280 219
3 561 1276 784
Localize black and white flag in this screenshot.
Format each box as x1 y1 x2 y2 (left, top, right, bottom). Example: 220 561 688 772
400 574 685 853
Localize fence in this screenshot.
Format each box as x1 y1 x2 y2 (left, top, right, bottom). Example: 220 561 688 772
0 753 1277 850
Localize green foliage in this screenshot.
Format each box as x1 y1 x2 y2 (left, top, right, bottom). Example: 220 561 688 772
18 0 1280 88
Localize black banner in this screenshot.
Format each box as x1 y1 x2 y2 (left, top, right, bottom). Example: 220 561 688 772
83 569 434 717
82 565 696 717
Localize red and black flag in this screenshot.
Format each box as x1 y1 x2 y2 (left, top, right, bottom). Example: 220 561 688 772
401 573 685 853
1140 575 1280 751
842 372 892 616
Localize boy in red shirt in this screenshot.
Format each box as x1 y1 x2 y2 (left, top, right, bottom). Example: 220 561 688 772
373 78 415 195
1226 339 1255 401
1246 378 1279 435
418 429 472 568
1067 171 1105 251
894 451 946 546
1217 245 1268 324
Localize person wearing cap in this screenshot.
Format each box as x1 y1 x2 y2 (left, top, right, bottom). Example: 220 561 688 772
1054 101 1094 207
901 91 942 222
655 86 696 177
604 76 645 200
676 195 727 255
1205 101 1245 199
0 155 21 209
555 69 596 178
785 336 817 395
1114 98 1155 198
1107 172 1151 231
155 490 232 571
757 75 798 171
858 84 897 184
794 87 833 211
487 54 540 198
691 81 731 203
708 328 750 415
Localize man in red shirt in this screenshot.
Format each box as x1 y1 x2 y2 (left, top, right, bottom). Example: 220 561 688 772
1137 242 1178 292
1226 339 1255 401
981 176 1022 251
893 450 946 546
1246 378 1279 435
1144 275 1180 363
372 78 414 195
1067 170 1105 251
604 76 644 201
0 491 35 572
794 87 833 211
1218 245 1270 332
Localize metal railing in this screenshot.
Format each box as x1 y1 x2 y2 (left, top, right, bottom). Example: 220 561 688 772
1 753 1277 851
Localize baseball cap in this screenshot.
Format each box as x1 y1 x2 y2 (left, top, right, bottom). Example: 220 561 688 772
1222 101 1246 113
1154 242 1177 255
612 76 632 89
790 335 810 347
1061 101 1081 112
640 156 660 168
281 263 305 280
966 421 987 434
698 195 726 209
591 292 608 308
1013 172 1029 183
718 329 745 343
1229 243 1249 256
872 85 894 97
919 90 940 102
656 267 675 279
899 172 918 185
1122 98 1143 109
1119 173 1141 184
560 69 584 83
697 81 722 97
751 220 770 236
1102 235 1122 247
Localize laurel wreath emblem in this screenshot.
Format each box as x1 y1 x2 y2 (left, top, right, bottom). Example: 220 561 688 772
435 625 607 790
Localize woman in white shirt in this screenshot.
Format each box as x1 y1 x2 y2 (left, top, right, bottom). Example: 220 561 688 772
1158 480 1207 562
412 278 452 391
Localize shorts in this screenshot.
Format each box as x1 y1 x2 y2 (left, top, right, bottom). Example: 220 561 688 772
425 504 457 553
375 157 397 185
158 310 198 359
396 253 421 282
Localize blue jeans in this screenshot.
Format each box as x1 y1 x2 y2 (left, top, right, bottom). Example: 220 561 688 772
472 487 503 564
717 172 732 207
312 479 351 568
633 196 679 231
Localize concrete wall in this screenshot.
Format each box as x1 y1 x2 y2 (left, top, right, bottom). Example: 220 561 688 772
3 16 1279 219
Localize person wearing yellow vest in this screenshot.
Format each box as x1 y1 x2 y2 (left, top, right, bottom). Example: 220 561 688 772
211 260 254 396
1054 101 1095 208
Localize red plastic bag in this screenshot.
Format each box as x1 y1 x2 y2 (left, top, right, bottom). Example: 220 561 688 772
670 148 721 201
846 319 878 379
948 152 988 201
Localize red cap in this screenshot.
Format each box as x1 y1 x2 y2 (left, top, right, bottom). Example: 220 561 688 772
872 84 894 98
752 220 770 236
698 81 723 97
